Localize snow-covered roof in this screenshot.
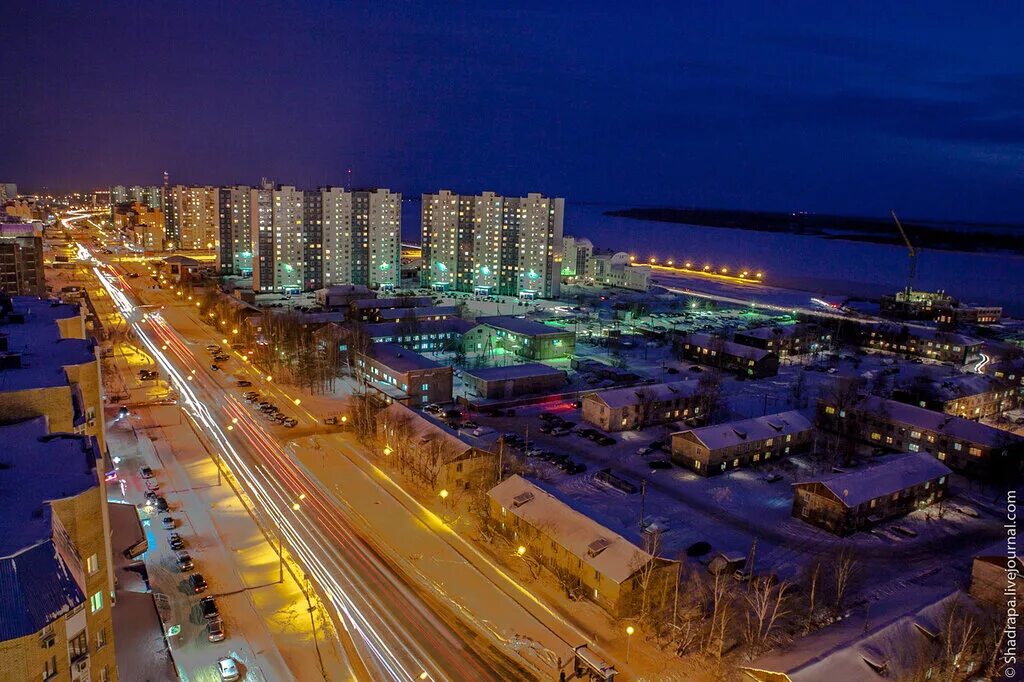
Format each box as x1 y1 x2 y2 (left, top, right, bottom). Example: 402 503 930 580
379 402 474 460
679 333 775 360
735 325 803 340
0 540 86 640
745 588 970 682
352 296 432 310
1 297 95 391
867 323 982 347
377 306 458 321
588 380 699 409
365 343 445 373
795 453 951 508
675 410 813 451
850 395 1023 448
475 315 570 337
488 475 660 584
464 363 566 381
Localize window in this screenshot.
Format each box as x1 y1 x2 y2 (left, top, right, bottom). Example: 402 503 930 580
870 499 877 508
69 630 88 660
969 447 982 457
825 406 836 415
86 553 99 575
909 443 920 452
694 460 701 470
99 667 110 682
96 627 107 650
871 432 881 441
954 443 962 451
938 452 946 461
43 655 57 680
910 431 922 439
90 591 103 613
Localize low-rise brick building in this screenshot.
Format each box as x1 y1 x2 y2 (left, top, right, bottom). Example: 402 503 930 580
464 315 576 360
732 323 832 358
670 410 814 475
860 324 982 365
463 363 567 400
791 453 951 536
354 342 453 405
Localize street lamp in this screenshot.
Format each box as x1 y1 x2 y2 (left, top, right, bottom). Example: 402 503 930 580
439 489 449 524
293 398 301 406
383 446 392 456
292 502 300 511
516 545 526 557
625 625 635 663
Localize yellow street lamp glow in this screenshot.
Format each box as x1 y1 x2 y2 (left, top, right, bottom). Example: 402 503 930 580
226 425 233 431
265 375 272 382
221 338 228 344
176 290 182 296
293 398 301 406
195 302 201 307
292 502 300 510
187 295 192 300
232 329 238 334
756 272 763 279
649 257 656 264
231 417 238 424
299 493 306 501
517 545 526 556
667 260 674 266
340 415 348 423
626 625 635 636
383 446 393 456
161 344 168 350
684 261 692 268
720 267 728 274
439 489 449 500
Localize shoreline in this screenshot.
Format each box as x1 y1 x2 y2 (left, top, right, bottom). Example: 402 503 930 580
604 207 1024 256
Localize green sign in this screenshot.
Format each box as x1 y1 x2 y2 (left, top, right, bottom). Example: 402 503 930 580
166 624 181 636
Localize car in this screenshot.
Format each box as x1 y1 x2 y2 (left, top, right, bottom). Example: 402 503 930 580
636 447 652 456
161 516 175 530
539 413 558 422
323 416 338 425
211 364 220 371
649 440 666 451
168 532 185 550
206 345 221 351
146 479 160 491
139 466 154 479
200 595 220 619
175 551 194 571
215 355 229 362
217 656 240 681
538 424 554 434
649 459 673 469
524 448 542 458
139 369 158 380
155 496 169 512
666 367 679 374
188 573 208 594
762 473 783 483
144 490 158 503
733 568 752 582
283 419 298 428
688 365 703 373
423 404 444 415
207 619 226 643
596 435 615 446
236 380 252 387
461 420 478 429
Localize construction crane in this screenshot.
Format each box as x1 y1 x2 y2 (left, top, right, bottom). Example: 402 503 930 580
891 210 916 299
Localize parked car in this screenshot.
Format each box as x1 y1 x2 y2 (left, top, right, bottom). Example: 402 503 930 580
161 516 175 530
636 447 652 456
146 479 160 491
206 345 221 351
762 473 783 483
139 466 154 479
323 416 338 425
145 490 158 504
188 573 208 594
200 596 220 620
217 657 239 681
283 419 298 428
207 619 226 643
596 435 615 446
649 460 673 469
168 532 185 550
236 380 252 387
175 551 194 571
155 497 169 512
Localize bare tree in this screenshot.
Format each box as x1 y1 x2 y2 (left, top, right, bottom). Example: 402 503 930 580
696 370 724 423
803 560 821 634
830 547 858 613
634 386 660 430
743 578 792 654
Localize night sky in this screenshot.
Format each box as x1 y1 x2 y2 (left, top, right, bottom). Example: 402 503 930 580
5 1 1023 222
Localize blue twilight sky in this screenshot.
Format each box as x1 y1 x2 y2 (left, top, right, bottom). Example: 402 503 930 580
4 1 1023 222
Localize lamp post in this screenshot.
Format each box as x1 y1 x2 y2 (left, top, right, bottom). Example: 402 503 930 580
439 489 449 524
625 625 635 664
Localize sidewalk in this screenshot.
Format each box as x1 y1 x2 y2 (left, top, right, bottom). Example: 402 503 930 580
105 345 349 682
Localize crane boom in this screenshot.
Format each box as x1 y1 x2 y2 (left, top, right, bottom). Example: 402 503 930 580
891 210 917 298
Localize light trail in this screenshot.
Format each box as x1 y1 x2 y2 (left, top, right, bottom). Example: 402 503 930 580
72 226 505 681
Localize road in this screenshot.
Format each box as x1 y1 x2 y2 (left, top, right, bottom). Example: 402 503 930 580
67 212 535 681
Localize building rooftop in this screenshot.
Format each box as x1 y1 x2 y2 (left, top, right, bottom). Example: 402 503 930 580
796 453 951 508
379 402 475 460
868 323 982 347
680 332 775 361
0 297 94 392
162 255 201 266
734 324 807 340
848 395 1024 448
352 296 432 310
377 305 458 321
475 315 569 337
489 475 660 584
588 380 699 409
676 410 813 451
365 343 446 373
746 587 968 682
464 363 566 382
0 540 86 641
0 417 99 557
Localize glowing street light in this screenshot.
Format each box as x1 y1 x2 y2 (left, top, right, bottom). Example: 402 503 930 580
292 502 300 510
516 545 526 557
439 489 449 501
383 446 393 456
293 398 301 406
626 625 636 663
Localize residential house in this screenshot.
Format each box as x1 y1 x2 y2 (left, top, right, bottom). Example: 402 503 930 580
582 380 701 432
674 332 779 378
487 475 679 617
791 453 951 536
354 343 453 405
670 410 814 475
464 315 576 360
732 323 832 358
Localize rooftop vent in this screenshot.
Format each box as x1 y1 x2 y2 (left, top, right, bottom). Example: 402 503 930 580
766 420 785 431
587 537 611 557
511 491 534 508
732 428 747 440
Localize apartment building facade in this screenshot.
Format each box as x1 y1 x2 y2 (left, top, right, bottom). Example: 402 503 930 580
583 380 701 432
421 190 563 298
0 417 118 682
670 410 814 475
165 184 219 250
0 223 45 296
354 342 453 405
674 332 780 378
816 394 1024 480
218 185 253 276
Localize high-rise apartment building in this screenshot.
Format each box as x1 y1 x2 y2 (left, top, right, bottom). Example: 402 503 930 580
251 185 400 293
0 223 45 296
126 185 162 209
165 185 219 250
109 185 129 205
218 185 253 276
421 191 563 298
